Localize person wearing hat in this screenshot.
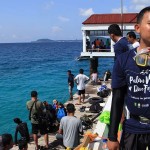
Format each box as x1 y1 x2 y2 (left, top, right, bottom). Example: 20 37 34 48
13 118 30 145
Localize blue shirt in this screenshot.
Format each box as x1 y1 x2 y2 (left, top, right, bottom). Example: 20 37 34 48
112 48 150 133
114 37 129 60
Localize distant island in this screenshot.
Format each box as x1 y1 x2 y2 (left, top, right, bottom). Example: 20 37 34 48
31 39 54 43
31 39 82 43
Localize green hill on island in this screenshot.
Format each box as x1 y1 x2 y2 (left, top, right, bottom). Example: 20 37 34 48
31 39 82 43
31 39 54 43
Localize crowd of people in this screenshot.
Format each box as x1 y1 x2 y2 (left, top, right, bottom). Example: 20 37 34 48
86 38 111 51
0 68 90 150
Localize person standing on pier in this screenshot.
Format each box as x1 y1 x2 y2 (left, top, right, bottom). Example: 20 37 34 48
108 24 129 61
26 91 49 150
67 70 74 100
107 6 150 150
74 69 89 104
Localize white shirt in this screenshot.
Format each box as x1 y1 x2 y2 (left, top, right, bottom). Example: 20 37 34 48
132 41 140 48
91 73 98 82
74 74 89 90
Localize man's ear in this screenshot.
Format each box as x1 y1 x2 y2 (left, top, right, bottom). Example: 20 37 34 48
109 33 114 39
135 24 140 34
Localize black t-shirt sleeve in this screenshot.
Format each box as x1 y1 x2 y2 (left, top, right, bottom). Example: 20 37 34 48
108 85 127 141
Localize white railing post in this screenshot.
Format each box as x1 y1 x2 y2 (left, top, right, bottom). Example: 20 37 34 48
82 30 86 52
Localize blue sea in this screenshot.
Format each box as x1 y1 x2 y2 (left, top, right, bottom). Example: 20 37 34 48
0 42 114 136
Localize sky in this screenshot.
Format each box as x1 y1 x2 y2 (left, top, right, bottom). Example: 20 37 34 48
0 0 149 43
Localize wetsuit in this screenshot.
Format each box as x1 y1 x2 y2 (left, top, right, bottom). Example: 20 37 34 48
14 122 30 144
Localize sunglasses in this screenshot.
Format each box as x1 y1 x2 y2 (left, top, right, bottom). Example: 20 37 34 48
134 48 150 67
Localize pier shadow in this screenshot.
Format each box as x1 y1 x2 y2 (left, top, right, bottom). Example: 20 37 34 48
49 139 66 150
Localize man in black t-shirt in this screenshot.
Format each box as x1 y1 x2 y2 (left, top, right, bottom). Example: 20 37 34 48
67 70 74 100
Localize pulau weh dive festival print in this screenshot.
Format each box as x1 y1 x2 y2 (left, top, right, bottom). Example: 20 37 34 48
128 69 150 109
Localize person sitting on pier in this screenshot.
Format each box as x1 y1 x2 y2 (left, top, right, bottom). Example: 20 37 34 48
56 102 67 122
56 103 83 149
74 69 89 104
0 134 13 150
43 101 57 130
13 118 30 145
52 99 58 110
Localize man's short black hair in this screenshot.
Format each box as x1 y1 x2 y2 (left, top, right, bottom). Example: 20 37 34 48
66 103 75 113
79 69 84 74
1 134 13 147
14 118 22 124
67 70 71 73
127 31 136 39
137 6 150 24
31 91 38 97
108 24 122 36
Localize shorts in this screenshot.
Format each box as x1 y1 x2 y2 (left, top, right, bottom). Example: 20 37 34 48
120 131 150 150
32 123 48 135
69 85 73 93
78 89 85 95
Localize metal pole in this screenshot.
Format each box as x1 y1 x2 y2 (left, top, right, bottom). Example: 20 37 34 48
121 0 123 35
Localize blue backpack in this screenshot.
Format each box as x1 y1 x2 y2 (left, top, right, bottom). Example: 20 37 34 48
57 108 66 119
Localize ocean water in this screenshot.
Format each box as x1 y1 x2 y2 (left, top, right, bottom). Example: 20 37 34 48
0 42 114 135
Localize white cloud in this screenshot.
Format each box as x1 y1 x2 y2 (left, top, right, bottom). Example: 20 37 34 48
111 6 127 13
0 33 5 38
58 16 70 22
79 8 94 17
43 1 54 10
132 0 149 4
111 1 149 13
51 26 62 33
131 0 149 11
12 34 17 39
